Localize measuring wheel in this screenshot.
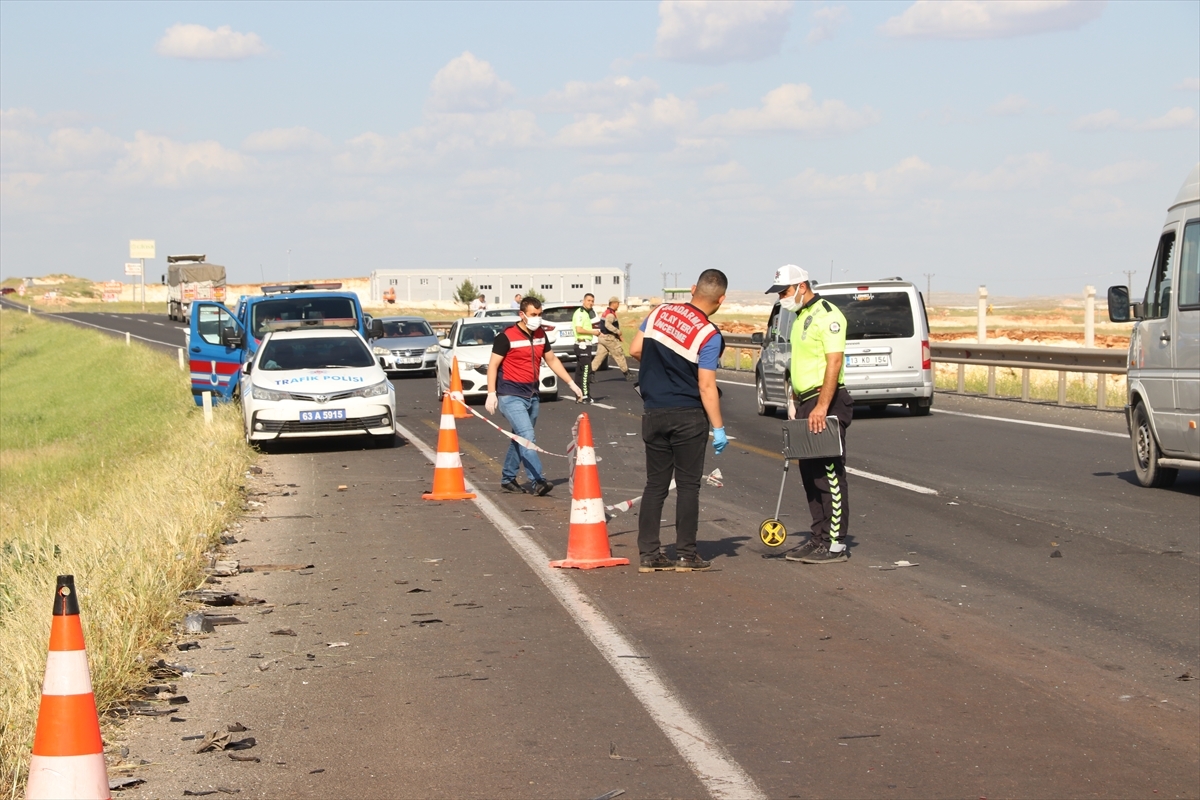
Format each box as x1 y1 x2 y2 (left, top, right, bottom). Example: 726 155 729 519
758 518 787 547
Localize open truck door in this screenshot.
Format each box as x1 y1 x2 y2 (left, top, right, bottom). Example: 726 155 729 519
189 301 245 405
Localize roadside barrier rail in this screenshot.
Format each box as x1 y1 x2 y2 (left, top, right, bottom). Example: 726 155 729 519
931 343 1126 410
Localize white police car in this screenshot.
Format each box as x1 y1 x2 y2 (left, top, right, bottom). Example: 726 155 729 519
241 321 396 447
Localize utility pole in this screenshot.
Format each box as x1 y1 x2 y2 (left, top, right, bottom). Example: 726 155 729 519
661 270 669 294
287 249 292 283
624 262 632 300
671 271 681 288
1123 270 1136 293
923 273 934 307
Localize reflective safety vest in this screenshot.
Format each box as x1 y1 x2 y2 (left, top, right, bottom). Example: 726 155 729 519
572 307 597 343
789 295 847 397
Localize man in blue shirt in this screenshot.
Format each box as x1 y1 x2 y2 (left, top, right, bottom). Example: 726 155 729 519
628 269 728 572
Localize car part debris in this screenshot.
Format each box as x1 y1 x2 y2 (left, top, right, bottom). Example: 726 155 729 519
240 563 314 572
326 642 349 648
609 743 637 762
181 589 265 606
227 722 249 732
177 641 201 651
228 753 260 763
269 628 297 636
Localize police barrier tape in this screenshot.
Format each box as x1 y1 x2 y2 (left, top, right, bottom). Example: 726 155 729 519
451 400 720 515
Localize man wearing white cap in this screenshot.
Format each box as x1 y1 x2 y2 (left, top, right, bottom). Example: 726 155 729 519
765 264 854 564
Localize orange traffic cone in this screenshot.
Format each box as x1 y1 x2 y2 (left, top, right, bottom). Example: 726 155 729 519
422 392 477 501
26 575 110 800
550 414 629 569
448 357 472 419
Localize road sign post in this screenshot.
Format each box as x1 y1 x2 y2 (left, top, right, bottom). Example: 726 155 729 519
130 240 155 312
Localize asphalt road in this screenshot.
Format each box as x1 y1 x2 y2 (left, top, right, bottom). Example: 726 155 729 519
17 304 1200 798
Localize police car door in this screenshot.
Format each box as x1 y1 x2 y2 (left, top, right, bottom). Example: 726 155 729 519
773 305 796 400
188 301 245 405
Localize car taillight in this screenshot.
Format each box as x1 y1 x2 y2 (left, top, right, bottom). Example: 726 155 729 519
921 340 931 370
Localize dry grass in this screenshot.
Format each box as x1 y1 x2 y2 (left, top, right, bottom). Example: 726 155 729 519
0 309 253 796
934 362 1127 409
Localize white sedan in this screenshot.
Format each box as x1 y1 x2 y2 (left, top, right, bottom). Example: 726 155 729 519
241 324 396 447
436 318 559 402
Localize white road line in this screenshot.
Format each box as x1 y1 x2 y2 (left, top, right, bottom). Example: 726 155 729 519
31 311 180 349
395 420 766 800
846 467 938 495
717 378 755 388
592 402 616 409
153 321 164 326
934 408 1127 438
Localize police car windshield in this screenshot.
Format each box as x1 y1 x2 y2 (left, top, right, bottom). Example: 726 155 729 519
823 292 915 340
251 297 357 339
382 320 433 337
456 322 512 347
258 336 374 371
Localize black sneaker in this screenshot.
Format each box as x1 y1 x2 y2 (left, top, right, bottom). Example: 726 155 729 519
624 371 634 382
799 545 848 564
783 539 820 562
639 554 676 573
675 554 712 571
533 479 553 496
501 480 522 493
581 396 595 405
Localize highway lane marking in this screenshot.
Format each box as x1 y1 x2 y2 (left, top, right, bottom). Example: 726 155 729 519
730 438 939 495
933 409 1127 438
396 420 767 800
592 402 616 409
14 309 181 349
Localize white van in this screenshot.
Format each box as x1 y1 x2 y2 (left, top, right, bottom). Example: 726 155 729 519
753 278 934 416
1107 164 1200 487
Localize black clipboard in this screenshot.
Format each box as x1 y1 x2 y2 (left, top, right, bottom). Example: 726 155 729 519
781 417 843 460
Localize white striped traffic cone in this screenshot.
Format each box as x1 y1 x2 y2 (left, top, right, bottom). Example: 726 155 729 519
26 575 110 800
550 413 629 569
422 392 477 501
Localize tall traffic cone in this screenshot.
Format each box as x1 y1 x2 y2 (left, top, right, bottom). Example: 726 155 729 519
550 413 629 569
422 392 477 501
26 575 110 800
448 357 472 419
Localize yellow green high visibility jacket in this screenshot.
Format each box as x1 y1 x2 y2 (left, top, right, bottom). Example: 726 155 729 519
789 294 847 397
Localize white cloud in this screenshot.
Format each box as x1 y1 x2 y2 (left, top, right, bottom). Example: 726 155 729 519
957 152 1056 191
662 137 729 164
555 96 697 148
703 161 750 183
336 110 542 174
788 155 933 196
807 5 850 44
537 76 660 113
571 172 652 194
1081 160 1155 186
1072 106 1198 131
114 132 248 186
881 0 1104 40
241 127 330 152
427 52 514 113
988 94 1030 116
456 168 522 188
1175 78 1200 92
703 83 878 137
155 23 269 60
656 0 793 64
1 123 123 171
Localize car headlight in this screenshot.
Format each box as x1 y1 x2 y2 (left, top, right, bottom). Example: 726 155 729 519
373 346 391 355
425 343 441 353
350 380 391 398
250 384 289 401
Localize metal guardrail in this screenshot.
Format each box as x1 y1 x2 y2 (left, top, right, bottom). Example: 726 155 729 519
931 343 1126 409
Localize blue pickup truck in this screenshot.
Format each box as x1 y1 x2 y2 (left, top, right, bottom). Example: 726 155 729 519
188 283 383 405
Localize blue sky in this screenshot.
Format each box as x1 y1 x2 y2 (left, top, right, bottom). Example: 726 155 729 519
2 0 1197 297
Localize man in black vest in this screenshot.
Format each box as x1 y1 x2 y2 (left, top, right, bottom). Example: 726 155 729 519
628 269 728 573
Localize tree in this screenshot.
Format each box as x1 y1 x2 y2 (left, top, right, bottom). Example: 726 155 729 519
525 289 545 304
453 279 478 306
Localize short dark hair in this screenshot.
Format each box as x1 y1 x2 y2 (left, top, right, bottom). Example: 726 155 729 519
583 292 595 300
520 296 542 313
694 269 728 300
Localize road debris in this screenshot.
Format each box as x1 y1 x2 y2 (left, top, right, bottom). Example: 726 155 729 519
177 641 201 651
705 468 724 487
337 485 348 491
869 560 919 570
837 733 881 740
326 642 349 648
184 611 210 634
227 722 249 732
207 560 240 577
229 753 260 762
1178 673 1195 681
195 731 231 753
609 743 638 762
240 563 315 573
269 628 297 636
590 790 626 800
181 589 264 606
1051 550 1063 558
407 587 430 593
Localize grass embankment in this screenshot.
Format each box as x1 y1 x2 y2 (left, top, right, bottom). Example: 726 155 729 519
0 310 252 796
934 363 1126 409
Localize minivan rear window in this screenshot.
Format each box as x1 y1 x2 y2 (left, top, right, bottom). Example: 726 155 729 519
823 292 915 339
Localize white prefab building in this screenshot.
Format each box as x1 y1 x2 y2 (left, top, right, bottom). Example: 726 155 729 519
369 268 627 306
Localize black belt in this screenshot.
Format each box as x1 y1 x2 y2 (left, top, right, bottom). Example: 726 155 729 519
794 384 845 403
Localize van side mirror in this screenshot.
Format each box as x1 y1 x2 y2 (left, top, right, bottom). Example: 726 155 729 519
1108 284 1128 321
368 318 384 339
751 332 764 345
220 327 244 349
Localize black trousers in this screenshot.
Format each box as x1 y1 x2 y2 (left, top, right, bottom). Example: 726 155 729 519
575 341 597 397
638 407 709 559
795 387 853 546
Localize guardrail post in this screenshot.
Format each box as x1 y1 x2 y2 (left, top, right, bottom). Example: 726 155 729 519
987 366 996 397
957 364 965 393
125 331 131 346
202 391 213 425
1096 374 1107 409
977 286 988 343
1084 285 1095 348
178 348 186 371
1057 371 1067 405
1021 368 1030 401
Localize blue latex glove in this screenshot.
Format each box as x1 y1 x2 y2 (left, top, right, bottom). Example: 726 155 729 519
712 427 727 455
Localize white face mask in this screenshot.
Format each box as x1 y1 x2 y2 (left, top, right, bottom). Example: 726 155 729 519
779 292 798 311
523 314 543 330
